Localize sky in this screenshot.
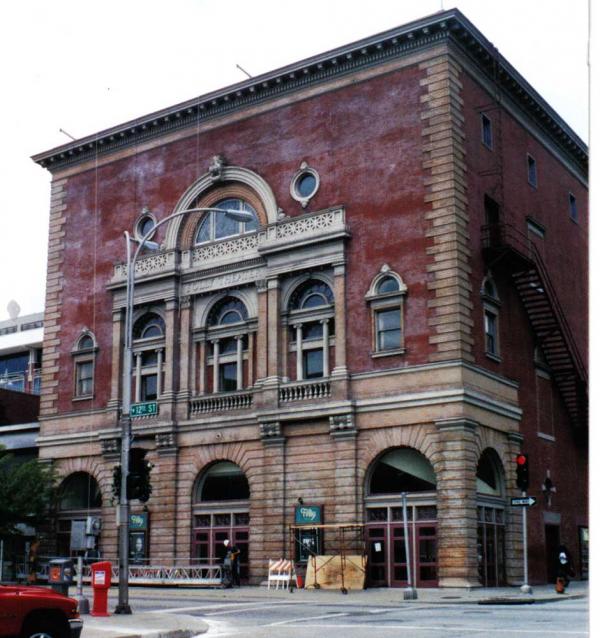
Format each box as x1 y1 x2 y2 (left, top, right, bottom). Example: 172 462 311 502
0 0 590 319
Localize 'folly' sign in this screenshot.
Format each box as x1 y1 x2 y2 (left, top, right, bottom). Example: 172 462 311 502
294 505 322 525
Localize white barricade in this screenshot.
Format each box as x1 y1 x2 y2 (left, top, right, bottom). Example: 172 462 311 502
267 558 296 590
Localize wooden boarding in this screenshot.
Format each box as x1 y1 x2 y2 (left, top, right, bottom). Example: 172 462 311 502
305 555 366 590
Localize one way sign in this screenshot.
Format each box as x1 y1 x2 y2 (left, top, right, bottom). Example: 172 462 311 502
511 496 537 507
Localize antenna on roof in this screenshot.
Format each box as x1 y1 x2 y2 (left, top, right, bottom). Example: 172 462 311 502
59 128 76 141
236 64 252 79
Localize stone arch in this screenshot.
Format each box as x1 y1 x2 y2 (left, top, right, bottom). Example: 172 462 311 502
55 457 109 500
281 272 335 313
473 426 512 486
358 424 440 498
476 447 506 497
192 460 250 504
197 290 257 328
164 166 278 250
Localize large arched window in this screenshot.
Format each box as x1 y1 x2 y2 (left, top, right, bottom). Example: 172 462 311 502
369 448 436 495
287 278 335 380
59 472 102 511
132 312 165 402
476 448 504 497
195 462 250 502
206 296 251 393
195 199 258 244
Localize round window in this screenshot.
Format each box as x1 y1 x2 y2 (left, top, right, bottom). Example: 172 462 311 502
290 163 319 208
136 213 156 240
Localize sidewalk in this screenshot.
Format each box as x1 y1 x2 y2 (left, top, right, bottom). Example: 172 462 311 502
79 581 587 638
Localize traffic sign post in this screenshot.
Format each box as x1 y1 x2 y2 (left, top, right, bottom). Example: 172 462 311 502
517 491 534 595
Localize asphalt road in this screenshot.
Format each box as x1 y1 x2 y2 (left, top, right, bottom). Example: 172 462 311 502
121 592 589 637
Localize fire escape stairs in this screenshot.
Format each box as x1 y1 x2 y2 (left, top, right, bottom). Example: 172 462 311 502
482 223 587 432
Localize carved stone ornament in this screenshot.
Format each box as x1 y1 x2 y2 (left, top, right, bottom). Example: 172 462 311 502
101 438 120 456
259 421 281 439
155 432 176 449
329 414 355 433
209 155 226 182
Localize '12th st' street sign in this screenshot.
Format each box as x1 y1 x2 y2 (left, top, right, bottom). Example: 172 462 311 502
511 496 537 507
130 401 158 417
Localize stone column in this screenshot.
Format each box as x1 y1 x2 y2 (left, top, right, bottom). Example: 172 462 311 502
248 332 255 387
162 298 178 408
178 296 192 397
236 335 244 389
295 324 303 381
109 309 124 410
198 339 206 395
434 417 480 588
212 339 220 393
331 262 347 377
134 353 142 403
156 349 163 397
321 319 330 377
266 277 280 382
255 280 268 382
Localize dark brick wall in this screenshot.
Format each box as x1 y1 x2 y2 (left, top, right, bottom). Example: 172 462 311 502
0 388 39 426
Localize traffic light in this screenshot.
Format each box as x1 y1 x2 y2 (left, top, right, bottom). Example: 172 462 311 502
127 448 153 502
516 453 529 492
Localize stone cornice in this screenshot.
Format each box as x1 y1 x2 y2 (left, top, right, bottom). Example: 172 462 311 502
31 9 586 177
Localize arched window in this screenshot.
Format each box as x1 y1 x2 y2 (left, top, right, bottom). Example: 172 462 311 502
195 199 258 244
132 312 165 402
369 448 436 495
72 332 97 399
481 275 500 359
59 472 102 510
133 314 165 340
195 462 250 502
366 267 407 356
476 449 504 496
287 279 335 380
205 296 251 393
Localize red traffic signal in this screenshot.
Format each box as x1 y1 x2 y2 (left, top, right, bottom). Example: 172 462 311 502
515 453 529 491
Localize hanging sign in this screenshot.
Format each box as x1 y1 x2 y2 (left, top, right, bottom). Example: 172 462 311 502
294 505 322 525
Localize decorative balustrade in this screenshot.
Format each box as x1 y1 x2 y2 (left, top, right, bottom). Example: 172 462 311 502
190 390 254 415
279 379 331 403
112 208 347 284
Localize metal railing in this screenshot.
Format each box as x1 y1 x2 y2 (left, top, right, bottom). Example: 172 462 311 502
11 556 223 587
279 379 331 402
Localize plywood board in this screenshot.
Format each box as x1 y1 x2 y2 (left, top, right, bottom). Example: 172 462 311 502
305 555 366 590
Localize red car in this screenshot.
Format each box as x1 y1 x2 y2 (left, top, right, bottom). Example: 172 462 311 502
0 585 83 638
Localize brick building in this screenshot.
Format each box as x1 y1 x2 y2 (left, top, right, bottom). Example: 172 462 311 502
32 9 587 587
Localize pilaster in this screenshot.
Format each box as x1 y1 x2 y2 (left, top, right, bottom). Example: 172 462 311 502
434 417 480 587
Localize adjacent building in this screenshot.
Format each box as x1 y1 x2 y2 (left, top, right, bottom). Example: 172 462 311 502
31 9 587 587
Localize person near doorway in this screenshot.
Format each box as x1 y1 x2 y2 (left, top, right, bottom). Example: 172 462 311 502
27 539 40 585
555 544 575 593
222 539 241 587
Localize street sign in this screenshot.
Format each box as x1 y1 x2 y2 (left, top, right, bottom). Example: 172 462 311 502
130 401 158 417
511 496 537 507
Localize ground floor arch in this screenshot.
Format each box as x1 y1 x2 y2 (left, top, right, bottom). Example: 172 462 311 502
365 447 438 587
191 461 250 581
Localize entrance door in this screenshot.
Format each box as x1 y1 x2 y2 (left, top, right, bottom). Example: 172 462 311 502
545 524 560 583
366 508 438 587
191 511 249 581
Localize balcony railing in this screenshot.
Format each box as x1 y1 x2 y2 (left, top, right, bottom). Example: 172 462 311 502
190 390 254 415
279 379 331 403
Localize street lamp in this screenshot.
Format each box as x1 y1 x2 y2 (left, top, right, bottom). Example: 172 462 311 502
115 205 254 614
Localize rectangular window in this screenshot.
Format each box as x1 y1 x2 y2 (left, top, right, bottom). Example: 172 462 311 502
481 113 493 148
141 373 157 401
76 361 94 396
527 154 537 187
376 308 402 350
484 310 498 356
219 362 237 392
569 193 578 222
303 349 323 379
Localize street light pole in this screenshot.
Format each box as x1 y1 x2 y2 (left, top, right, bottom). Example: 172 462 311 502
114 205 254 614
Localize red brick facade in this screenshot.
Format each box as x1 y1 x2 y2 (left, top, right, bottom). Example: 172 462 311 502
33 9 587 587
